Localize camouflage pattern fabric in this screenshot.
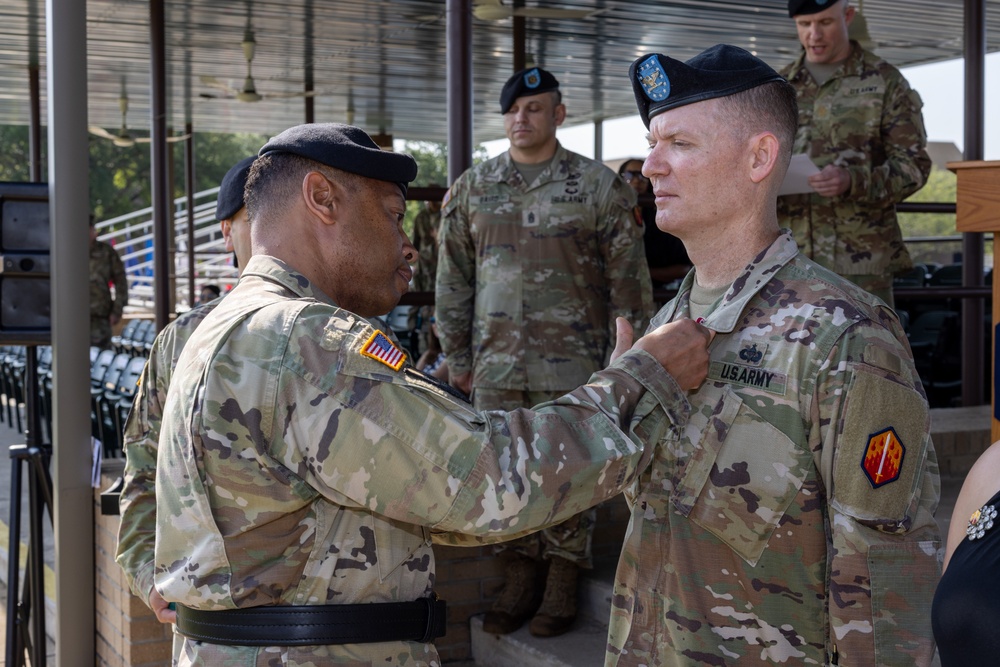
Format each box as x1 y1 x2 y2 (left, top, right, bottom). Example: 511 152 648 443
116 299 222 606
605 232 941 666
408 205 440 353
89 240 129 348
435 143 653 392
777 42 931 281
473 388 594 567
411 206 440 295
154 254 688 666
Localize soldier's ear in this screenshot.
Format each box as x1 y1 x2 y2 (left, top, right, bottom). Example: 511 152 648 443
748 132 781 184
302 171 338 225
553 103 567 128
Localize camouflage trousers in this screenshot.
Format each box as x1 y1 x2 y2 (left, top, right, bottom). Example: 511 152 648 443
473 387 596 568
90 315 112 350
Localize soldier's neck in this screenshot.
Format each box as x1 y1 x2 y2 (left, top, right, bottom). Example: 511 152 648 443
687 219 779 290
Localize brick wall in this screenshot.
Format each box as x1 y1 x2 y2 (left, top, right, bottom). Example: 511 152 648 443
929 405 992 476
94 459 172 667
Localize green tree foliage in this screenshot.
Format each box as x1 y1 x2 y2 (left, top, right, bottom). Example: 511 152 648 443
0 125 36 182
0 124 267 225
899 166 958 238
397 140 489 236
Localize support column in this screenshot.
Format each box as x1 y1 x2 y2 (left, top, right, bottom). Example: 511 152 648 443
150 0 171 332
46 0 96 660
446 0 473 184
961 0 985 406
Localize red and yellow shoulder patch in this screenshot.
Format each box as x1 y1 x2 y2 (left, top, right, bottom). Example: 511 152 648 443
861 427 905 488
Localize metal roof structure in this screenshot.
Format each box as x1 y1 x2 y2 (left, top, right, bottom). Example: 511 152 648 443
1 0 998 144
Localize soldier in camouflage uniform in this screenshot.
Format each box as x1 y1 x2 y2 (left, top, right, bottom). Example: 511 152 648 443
777 0 931 308
151 123 712 665
89 216 129 348
436 67 653 637
116 156 255 632
406 192 442 354
609 46 941 665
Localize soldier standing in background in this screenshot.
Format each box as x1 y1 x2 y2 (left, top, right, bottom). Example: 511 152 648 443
610 44 940 665
151 123 712 664
436 67 653 637
89 214 129 349
777 0 931 308
408 187 443 355
117 155 256 630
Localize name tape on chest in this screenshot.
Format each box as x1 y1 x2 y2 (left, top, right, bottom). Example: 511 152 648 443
708 361 787 395
360 330 407 371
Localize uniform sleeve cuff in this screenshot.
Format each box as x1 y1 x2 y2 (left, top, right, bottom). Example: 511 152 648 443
611 349 691 429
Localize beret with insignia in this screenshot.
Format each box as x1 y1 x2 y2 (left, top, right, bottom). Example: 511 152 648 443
215 156 256 221
499 67 560 114
788 0 839 16
629 45 786 128
259 123 418 197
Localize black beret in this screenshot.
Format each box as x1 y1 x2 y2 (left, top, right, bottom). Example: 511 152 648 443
630 45 785 128
215 156 256 221
259 123 418 198
788 0 840 16
499 67 560 114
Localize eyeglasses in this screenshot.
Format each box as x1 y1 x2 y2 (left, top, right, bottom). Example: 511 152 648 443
622 170 648 183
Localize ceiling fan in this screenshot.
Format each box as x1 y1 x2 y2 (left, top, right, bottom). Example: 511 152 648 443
473 0 613 21
200 26 320 103
88 93 189 148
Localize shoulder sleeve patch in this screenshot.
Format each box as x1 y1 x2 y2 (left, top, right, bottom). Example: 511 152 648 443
360 330 407 371
833 367 929 525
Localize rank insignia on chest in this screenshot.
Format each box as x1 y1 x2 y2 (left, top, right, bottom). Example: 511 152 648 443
861 427 906 488
361 330 407 371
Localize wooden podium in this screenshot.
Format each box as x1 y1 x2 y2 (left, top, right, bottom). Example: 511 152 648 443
948 160 1000 440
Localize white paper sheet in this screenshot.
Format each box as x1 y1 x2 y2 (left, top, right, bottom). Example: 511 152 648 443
778 154 821 196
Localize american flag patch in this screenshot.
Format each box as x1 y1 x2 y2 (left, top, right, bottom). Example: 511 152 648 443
360 330 407 371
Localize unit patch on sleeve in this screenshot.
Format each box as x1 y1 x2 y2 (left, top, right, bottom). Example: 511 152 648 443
360 330 407 371
861 427 905 488
833 367 928 523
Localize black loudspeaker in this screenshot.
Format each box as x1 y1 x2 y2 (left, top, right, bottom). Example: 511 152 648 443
0 182 50 345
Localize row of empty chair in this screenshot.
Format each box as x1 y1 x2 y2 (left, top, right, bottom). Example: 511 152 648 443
0 318 155 458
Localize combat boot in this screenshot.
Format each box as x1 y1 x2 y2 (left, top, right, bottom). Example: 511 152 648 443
482 553 542 634
528 555 579 637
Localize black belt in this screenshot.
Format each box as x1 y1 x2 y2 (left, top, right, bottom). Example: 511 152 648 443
175 597 447 647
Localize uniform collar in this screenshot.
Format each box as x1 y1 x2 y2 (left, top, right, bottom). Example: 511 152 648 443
788 40 866 84
490 142 570 188
239 254 341 307
659 231 799 334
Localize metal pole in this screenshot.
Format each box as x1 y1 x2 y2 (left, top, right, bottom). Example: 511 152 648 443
446 0 473 184
513 13 526 73
305 0 315 124
4 450 24 666
185 124 196 308
150 0 171 332
28 0 41 183
961 0 985 406
28 67 42 183
27 446 45 667
46 0 96 660
594 119 603 163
